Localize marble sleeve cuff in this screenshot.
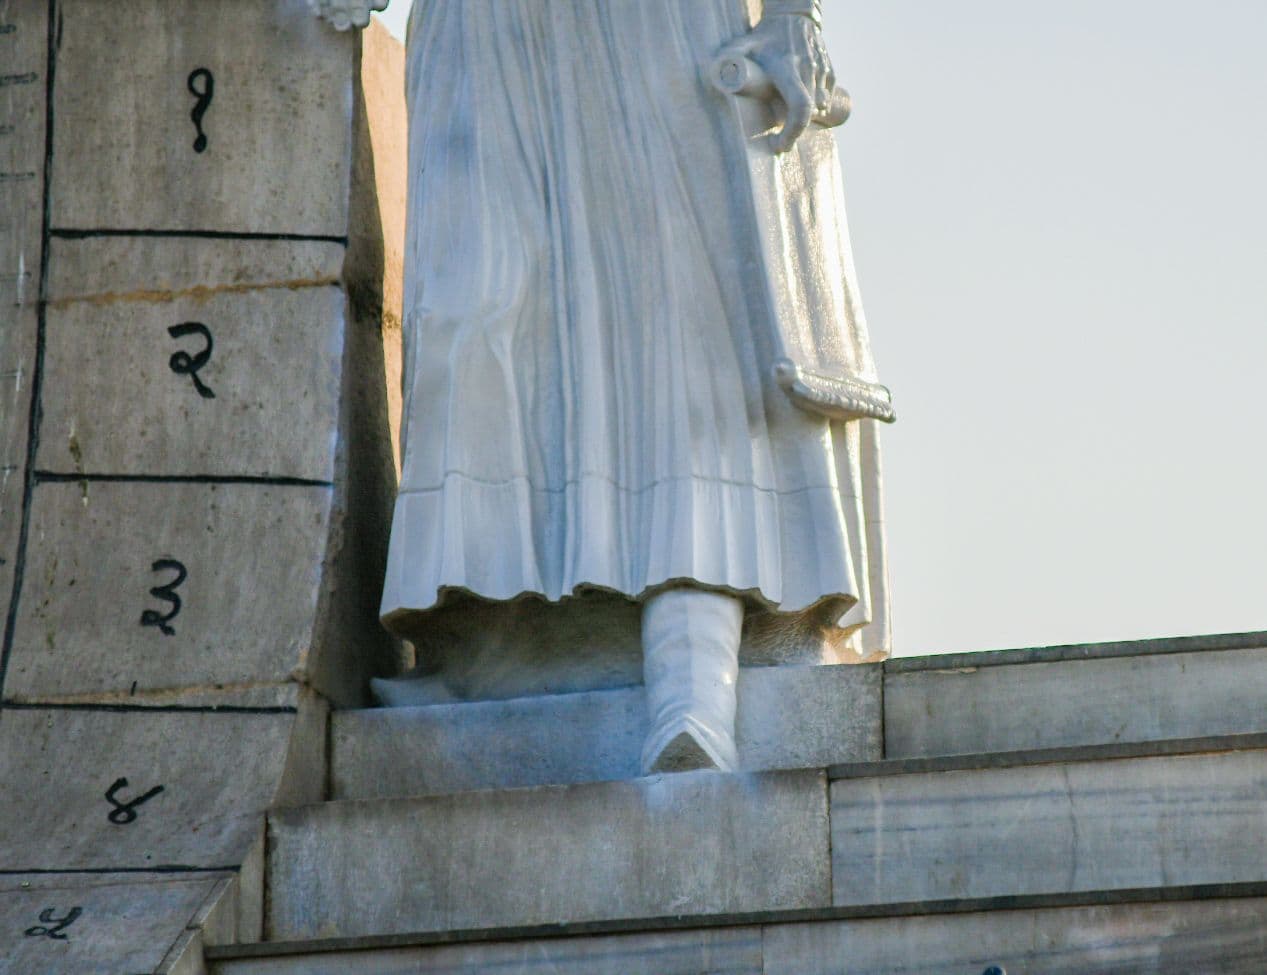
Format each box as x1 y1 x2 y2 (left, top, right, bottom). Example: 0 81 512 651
763 0 824 29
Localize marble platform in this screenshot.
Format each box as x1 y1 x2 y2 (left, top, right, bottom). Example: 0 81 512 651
195 632 1267 973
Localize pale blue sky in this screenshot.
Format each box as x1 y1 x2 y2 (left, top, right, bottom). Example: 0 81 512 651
374 2 1267 655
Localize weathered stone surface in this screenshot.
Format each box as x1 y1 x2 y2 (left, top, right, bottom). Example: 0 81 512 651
0 873 223 975
6 481 330 700
163 928 215 975
267 769 829 941
0 707 296 869
51 0 354 234
272 690 330 811
0 5 403 974
347 20 406 475
211 928 763 975
0 308 32 630
333 664 879 798
334 686 647 799
304 19 410 711
763 898 1267 974
0 1 49 628
198 824 267 948
40 269 345 481
831 749 1267 906
45 236 346 305
23 681 307 711
885 645 1267 758
209 897 1267 974
737 664 880 769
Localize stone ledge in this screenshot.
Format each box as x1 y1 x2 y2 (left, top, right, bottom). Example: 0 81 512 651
832 730 1267 780
0 872 229 975
266 769 830 942
332 663 879 799
331 631 1267 799
885 628 1267 673
210 881 1267 972
884 643 1267 758
832 746 1267 908
207 880 1267 961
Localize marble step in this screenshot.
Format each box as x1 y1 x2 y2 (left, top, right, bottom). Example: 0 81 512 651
332 662 880 799
882 632 1267 759
267 767 830 943
830 735 1267 908
208 886 1267 974
263 733 1267 944
330 633 1267 800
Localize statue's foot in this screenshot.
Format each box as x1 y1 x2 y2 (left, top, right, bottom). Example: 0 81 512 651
640 587 743 776
641 715 736 775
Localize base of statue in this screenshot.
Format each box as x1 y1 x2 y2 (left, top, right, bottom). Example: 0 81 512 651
380 589 885 705
202 632 1267 974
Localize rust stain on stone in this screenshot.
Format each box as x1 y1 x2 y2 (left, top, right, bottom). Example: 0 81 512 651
11 678 299 706
47 276 341 309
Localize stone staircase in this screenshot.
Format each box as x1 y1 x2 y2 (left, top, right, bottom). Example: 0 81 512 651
203 632 1267 973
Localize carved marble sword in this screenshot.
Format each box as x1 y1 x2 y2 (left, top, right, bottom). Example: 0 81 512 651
709 55 895 425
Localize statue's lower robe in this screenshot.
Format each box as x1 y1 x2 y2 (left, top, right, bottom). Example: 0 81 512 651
381 0 890 657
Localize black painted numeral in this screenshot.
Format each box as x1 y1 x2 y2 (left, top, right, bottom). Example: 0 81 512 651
168 322 216 399
24 907 82 940
139 558 187 636
105 777 165 825
187 68 214 153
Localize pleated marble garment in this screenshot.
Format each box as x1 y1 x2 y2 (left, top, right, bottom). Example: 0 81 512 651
381 0 891 655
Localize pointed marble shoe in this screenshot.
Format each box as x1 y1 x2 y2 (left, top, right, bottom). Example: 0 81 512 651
640 587 743 776
642 715 737 774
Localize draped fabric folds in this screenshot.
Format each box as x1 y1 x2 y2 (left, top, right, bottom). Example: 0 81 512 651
381 0 891 655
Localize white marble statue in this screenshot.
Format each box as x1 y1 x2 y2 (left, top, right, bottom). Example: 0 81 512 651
313 0 893 774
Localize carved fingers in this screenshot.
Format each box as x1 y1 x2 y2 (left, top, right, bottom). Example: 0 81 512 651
766 55 816 153
723 11 841 153
814 37 838 115
308 0 389 32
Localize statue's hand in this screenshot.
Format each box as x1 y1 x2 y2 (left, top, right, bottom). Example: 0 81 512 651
308 0 388 32
722 12 837 153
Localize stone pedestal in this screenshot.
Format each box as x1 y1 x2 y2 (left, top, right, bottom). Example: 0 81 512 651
0 4 404 971
202 632 1267 974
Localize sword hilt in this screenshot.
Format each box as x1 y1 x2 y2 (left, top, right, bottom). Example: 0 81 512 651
710 55 851 128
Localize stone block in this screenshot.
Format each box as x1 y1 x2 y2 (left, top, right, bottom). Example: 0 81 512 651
333 664 880 798
831 749 1267 907
39 243 345 480
191 826 267 950
885 644 1267 758
763 898 1267 974
0 706 295 869
332 686 647 799
267 769 829 941
6 481 330 700
210 928 763 975
740 663 881 770
50 0 354 235
0 872 223 975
